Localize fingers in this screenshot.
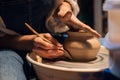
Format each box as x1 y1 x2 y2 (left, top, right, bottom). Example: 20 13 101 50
43 33 62 47
57 3 102 38
76 21 102 38
32 33 64 59
37 33 63 47
69 14 102 38
58 12 101 38
32 47 64 59
34 36 62 50
85 28 102 38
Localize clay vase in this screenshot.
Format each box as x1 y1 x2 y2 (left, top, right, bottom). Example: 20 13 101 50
63 31 101 62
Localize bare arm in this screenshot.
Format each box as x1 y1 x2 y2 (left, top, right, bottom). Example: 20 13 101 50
0 35 36 51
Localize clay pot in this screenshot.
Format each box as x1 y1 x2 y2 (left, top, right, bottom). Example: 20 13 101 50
63 31 101 62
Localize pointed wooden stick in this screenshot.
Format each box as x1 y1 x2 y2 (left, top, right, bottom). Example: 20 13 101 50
25 23 53 44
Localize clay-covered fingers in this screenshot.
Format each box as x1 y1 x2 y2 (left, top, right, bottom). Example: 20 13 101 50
32 48 64 59
58 11 101 38
83 26 102 38
56 1 101 38
76 21 102 38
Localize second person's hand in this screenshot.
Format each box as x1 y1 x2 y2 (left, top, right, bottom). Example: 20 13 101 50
58 1 101 38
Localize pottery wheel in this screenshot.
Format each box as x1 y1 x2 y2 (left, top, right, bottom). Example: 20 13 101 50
41 46 109 72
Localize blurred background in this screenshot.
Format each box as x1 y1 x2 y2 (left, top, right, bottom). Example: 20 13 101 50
77 0 107 37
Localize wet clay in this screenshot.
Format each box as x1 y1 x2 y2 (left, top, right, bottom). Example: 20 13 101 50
63 31 101 62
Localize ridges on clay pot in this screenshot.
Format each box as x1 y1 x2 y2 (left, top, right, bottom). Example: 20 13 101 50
63 31 101 62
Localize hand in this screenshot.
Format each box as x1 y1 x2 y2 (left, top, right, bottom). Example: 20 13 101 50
32 33 64 59
58 2 101 38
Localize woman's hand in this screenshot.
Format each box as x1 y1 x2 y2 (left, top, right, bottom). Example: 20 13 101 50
32 33 64 59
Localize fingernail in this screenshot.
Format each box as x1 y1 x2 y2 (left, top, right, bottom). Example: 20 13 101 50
58 50 64 55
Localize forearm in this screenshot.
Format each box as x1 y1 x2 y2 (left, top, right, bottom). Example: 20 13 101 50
0 35 36 51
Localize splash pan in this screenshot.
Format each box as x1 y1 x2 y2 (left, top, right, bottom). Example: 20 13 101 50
26 46 109 80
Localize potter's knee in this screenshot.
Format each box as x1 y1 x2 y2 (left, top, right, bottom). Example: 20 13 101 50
0 50 23 63
0 50 17 57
